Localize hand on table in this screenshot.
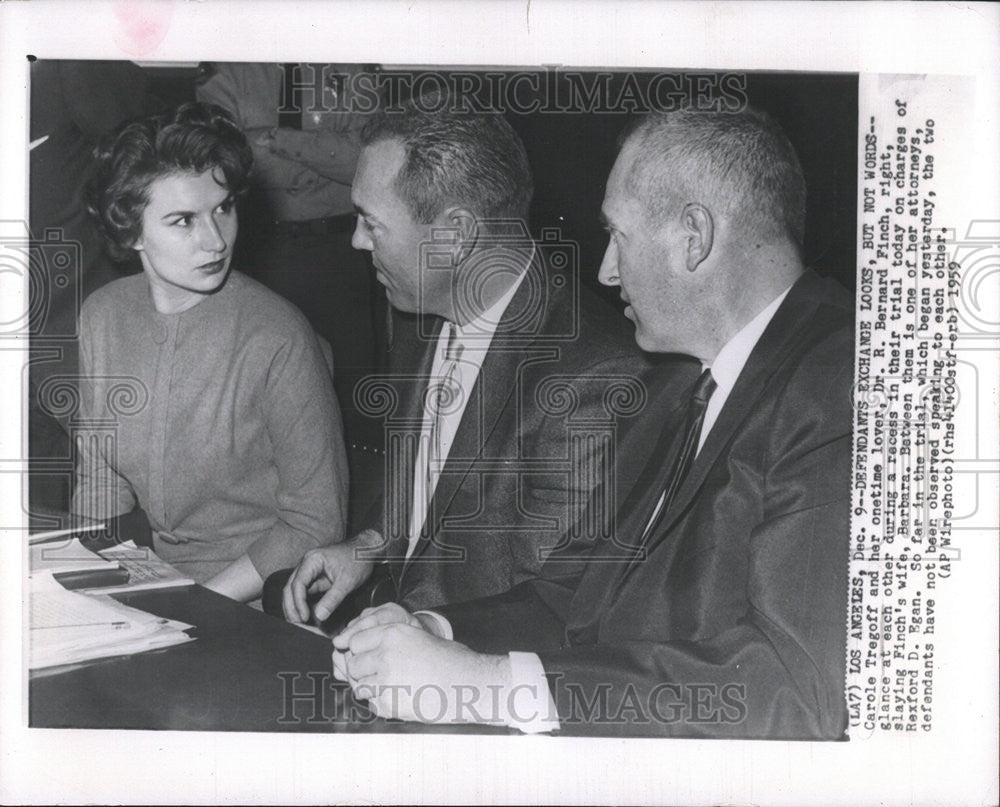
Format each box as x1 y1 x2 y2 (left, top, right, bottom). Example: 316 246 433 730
332 604 510 725
282 529 379 624
331 603 426 687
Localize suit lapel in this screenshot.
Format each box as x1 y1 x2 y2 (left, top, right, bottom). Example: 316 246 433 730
566 273 829 642
384 314 443 580
602 384 693 561
401 255 550 574
559 394 689 644
397 313 442 422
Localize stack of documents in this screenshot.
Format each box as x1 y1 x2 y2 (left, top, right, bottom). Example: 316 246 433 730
29 529 195 593
29 536 112 573
29 537 129 590
90 540 195 594
29 570 195 671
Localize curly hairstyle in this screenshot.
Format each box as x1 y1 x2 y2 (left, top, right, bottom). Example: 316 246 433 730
87 102 253 262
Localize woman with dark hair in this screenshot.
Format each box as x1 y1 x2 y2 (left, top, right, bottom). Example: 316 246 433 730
73 102 348 602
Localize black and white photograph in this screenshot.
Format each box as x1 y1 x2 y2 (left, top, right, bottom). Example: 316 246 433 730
1 2 997 805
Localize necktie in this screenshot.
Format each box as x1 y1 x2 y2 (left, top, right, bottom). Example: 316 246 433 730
639 367 717 545
428 323 464 486
408 323 464 555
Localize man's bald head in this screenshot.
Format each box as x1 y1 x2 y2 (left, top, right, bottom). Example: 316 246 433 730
619 106 807 250
598 106 808 362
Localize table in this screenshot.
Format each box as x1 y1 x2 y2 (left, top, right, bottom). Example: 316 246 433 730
29 584 508 734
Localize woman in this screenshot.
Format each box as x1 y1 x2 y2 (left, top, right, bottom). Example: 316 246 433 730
73 102 348 602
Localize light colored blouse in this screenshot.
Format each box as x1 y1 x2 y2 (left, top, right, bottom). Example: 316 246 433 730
71 270 348 583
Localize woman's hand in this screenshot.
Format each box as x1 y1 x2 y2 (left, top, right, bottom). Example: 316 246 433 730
203 554 265 602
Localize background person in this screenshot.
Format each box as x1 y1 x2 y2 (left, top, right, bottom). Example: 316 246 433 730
28 60 157 518
196 62 389 479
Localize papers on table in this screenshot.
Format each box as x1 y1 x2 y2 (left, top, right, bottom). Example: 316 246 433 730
88 540 195 594
29 534 195 594
28 570 195 671
29 536 131 589
27 534 195 671
29 536 117 575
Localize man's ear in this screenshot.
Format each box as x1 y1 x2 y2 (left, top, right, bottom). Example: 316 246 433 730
447 206 478 242
446 206 479 264
681 203 714 272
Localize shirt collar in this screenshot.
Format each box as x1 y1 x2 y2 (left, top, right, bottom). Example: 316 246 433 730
705 282 794 393
450 243 534 347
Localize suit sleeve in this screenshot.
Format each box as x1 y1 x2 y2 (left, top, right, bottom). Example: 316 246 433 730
441 577 576 655
445 356 695 649
533 341 853 739
518 354 689 570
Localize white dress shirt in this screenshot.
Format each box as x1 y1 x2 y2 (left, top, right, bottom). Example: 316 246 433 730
697 285 792 452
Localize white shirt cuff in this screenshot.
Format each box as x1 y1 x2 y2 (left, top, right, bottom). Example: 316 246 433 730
505 651 561 734
413 610 453 640
411 616 559 732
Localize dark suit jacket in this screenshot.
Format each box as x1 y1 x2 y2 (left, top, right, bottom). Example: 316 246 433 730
357 252 698 611
443 271 854 739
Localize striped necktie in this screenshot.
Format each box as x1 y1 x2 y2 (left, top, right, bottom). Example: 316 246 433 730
639 367 717 545
427 323 464 485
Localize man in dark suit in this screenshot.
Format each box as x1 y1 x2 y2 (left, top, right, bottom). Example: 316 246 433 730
331 106 853 740
282 96 693 623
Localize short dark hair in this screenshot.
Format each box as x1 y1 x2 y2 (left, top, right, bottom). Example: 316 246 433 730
360 92 533 223
87 102 253 261
620 107 806 247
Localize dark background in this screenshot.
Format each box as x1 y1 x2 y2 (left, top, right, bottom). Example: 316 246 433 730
33 62 856 296
508 70 858 298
